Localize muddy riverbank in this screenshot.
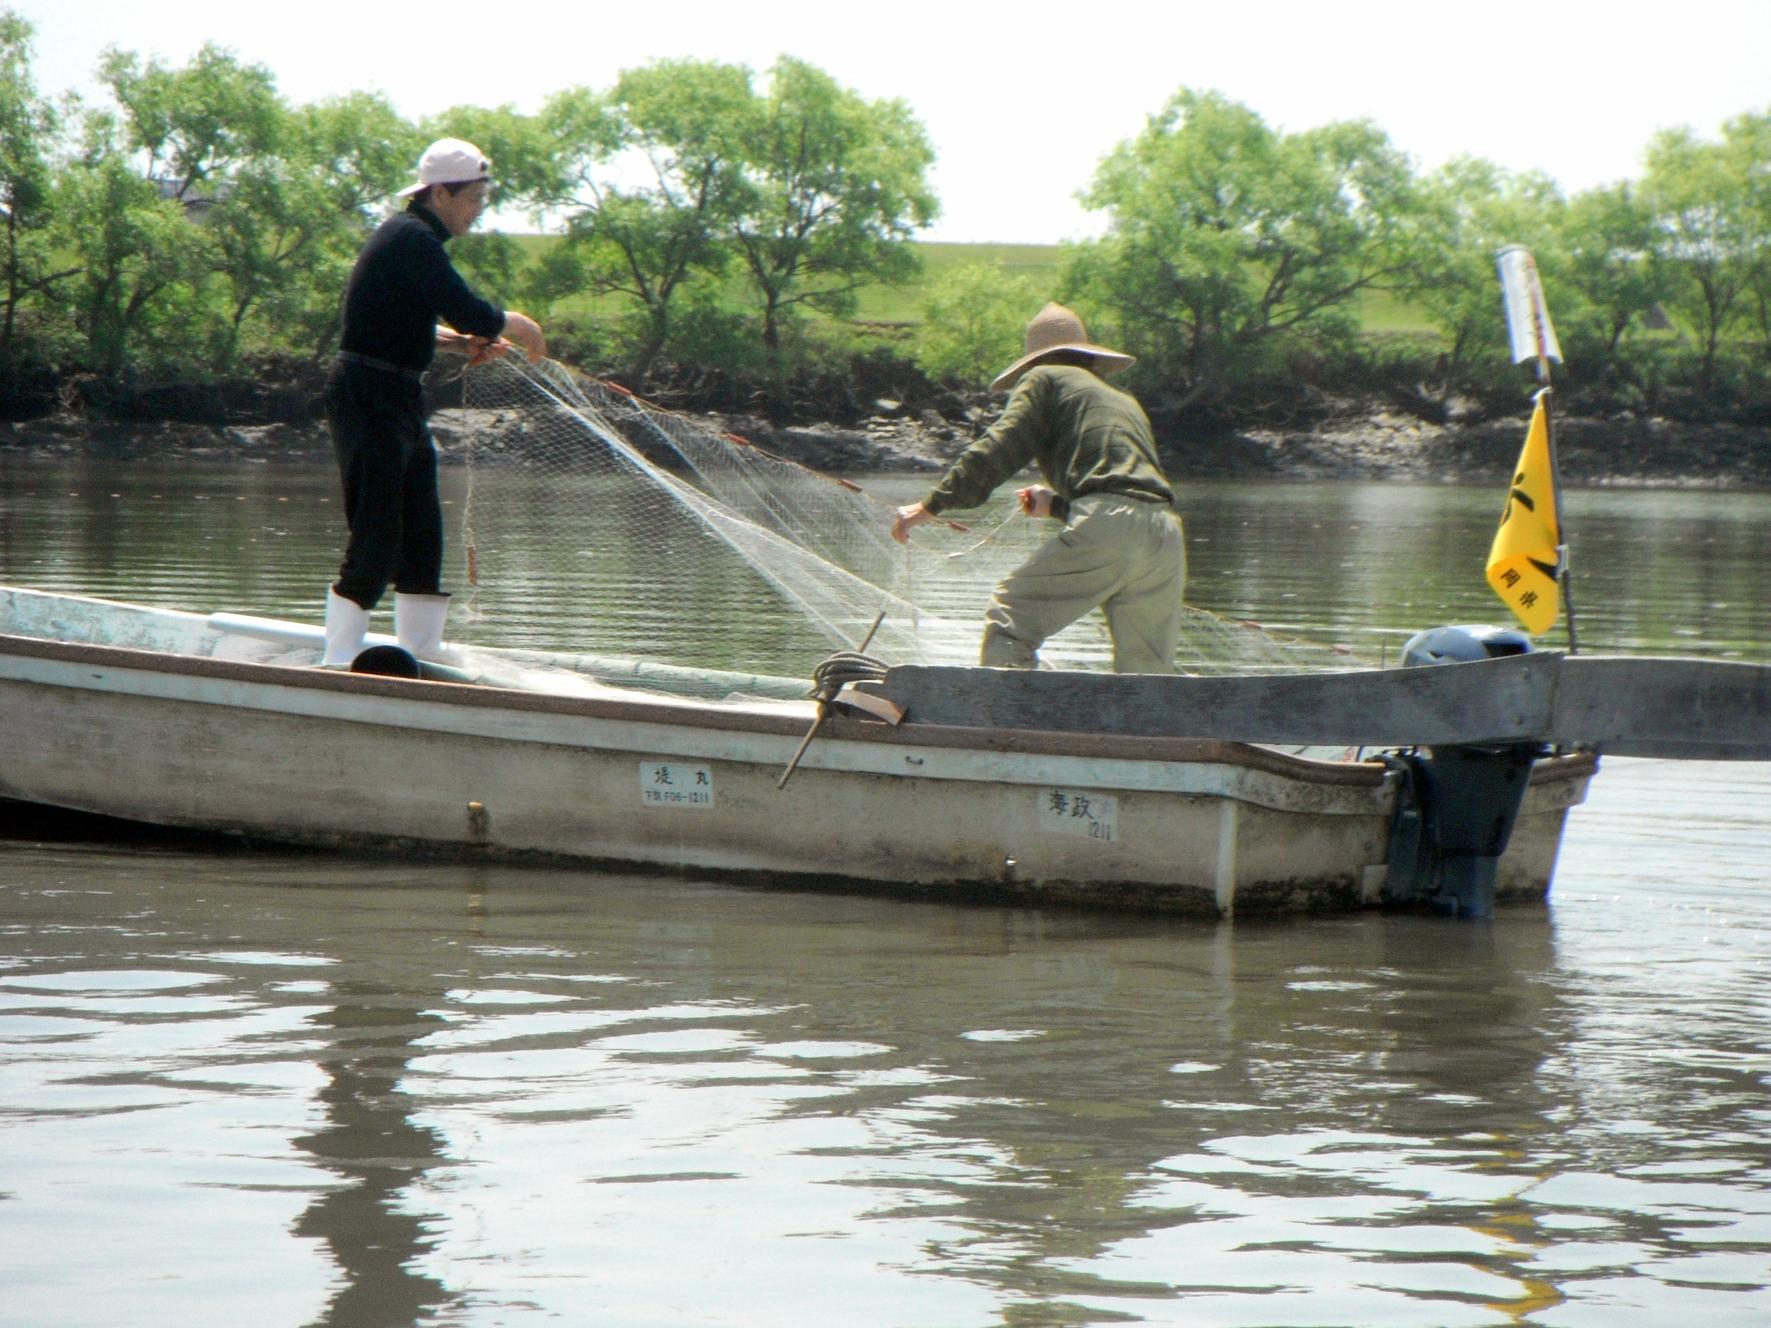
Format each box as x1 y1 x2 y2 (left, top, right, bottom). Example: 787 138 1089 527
4 362 1769 488
7 401 1768 490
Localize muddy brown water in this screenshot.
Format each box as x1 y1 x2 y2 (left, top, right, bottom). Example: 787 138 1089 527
2 457 1769 1326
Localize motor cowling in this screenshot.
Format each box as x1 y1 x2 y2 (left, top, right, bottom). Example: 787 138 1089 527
1400 623 1533 668
1384 625 1544 918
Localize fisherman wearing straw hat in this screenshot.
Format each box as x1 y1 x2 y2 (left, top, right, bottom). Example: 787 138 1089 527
320 137 548 669
892 302 1185 673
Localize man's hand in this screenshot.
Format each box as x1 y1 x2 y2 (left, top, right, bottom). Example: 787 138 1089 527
465 336 508 365
500 310 547 361
1017 485 1055 519
892 502 933 544
436 329 508 365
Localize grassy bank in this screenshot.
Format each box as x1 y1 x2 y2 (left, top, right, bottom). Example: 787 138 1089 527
494 234 1437 337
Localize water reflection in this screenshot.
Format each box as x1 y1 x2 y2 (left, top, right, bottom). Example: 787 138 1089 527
801 917 1572 1324
293 984 454 1328
2 826 1768 1325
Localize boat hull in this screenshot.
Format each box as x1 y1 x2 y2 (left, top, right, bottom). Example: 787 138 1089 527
0 632 1593 915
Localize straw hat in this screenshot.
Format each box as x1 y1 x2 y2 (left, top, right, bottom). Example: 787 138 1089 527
990 302 1134 392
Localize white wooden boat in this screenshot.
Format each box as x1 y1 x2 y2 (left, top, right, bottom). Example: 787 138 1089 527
0 584 1632 917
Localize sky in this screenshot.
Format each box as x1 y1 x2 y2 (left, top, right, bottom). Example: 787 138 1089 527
14 0 1771 244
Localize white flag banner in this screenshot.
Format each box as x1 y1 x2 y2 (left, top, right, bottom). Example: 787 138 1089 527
1496 244 1563 366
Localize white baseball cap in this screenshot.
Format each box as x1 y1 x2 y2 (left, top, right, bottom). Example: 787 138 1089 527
396 138 491 198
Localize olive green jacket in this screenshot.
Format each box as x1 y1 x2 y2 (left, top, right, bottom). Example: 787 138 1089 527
922 364 1173 517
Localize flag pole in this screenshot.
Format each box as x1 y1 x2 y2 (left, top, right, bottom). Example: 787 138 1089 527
1536 389 1578 655
1497 246 1579 654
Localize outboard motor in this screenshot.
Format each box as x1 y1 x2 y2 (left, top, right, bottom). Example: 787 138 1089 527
1400 623 1533 669
1383 624 1543 918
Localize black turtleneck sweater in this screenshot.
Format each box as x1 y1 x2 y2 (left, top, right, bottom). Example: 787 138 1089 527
337 202 505 372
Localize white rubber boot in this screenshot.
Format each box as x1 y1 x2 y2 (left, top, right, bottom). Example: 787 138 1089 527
322 587 370 668
394 592 464 666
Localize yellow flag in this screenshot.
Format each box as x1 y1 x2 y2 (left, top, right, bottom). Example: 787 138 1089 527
1486 395 1561 635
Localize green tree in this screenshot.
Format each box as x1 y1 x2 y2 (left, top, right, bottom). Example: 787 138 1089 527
447 229 530 317
1717 109 1771 363
299 90 421 220
537 61 753 377
203 154 348 359
277 92 422 358
98 41 283 203
94 42 300 366
52 150 214 374
1399 158 1565 382
1068 89 1415 407
1553 182 1667 388
0 8 74 362
913 260 1038 387
730 57 937 354
1640 123 1758 395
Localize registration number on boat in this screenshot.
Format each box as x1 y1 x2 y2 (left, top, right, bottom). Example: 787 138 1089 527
640 761 715 808
1039 789 1118 842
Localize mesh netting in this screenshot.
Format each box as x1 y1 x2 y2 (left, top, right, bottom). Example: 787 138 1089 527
446 355 1366 681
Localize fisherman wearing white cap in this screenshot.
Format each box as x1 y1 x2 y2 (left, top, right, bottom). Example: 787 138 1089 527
892 303 1185 673
320 137 548 669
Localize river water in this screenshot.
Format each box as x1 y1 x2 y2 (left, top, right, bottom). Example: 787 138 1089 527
2 456 1769 1326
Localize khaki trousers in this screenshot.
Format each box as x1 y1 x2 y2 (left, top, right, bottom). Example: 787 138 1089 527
980 495 1186 673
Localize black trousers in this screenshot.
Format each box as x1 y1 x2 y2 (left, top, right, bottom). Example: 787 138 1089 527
325 361 444 610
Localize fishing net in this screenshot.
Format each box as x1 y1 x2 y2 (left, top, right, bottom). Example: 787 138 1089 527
445 355 1364 683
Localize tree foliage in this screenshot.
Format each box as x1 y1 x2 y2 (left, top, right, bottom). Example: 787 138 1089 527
1066 90 1415 407
535 60 753 376
913 260 1036 387
99 41 283 202
1398 158 1566 382
1722 110 1771 362
1640 125 1756 394
0 10 69 361
52 151 213 374
0 10 1768 426
731 57 938 352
